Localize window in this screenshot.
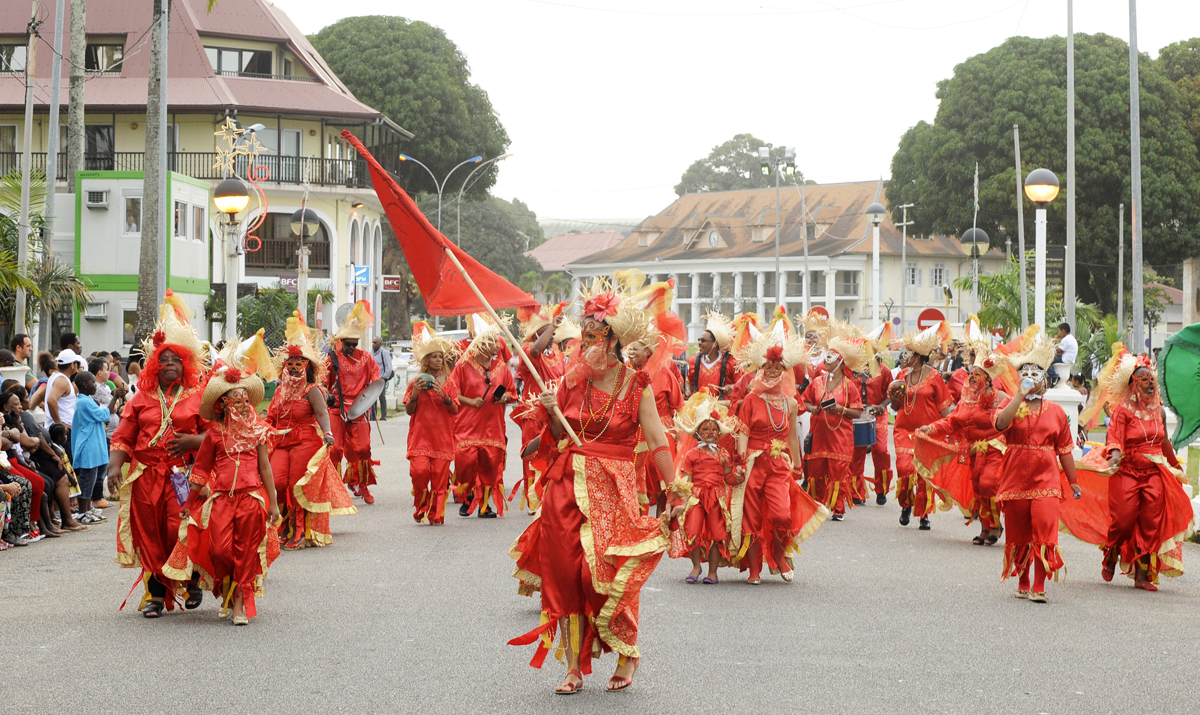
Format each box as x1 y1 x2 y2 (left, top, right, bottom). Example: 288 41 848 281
0 125 15 153
124 197 142 235
809 270 824 297
205 46 272 76
193 206 206 243
122 310 136 345
85 44 124 72
85 125 114 169
0 44 26 72
930 262 946 291
837 270 859 297
244 212 330 278
173 201 187 239
283 58 293 76
905 261 921 302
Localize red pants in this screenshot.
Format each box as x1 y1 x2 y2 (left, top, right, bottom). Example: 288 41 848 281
270 437 320 544
683 485 728 554
1104 460 1164 570
129 463 185 585
457 445 505 515
742 455 794 578
970 448 1003 531
9 463 45 519
807 457 853 515
205 491 267 618
410 456 451 524
851 426 892 498
894 431 933 517
1001 497 1063 591
329 412 375 486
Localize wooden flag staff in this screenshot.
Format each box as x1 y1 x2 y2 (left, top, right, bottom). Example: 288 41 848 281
444 247 582 447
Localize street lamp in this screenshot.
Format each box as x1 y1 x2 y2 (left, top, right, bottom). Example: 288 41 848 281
961 227 990 315
214 177 251 342
291 206 320 322
1024 168 1060 328
759 146 796 311
865 202 886 325
398 153 483 230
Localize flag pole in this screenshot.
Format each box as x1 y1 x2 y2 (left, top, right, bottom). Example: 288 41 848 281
443 247 582 447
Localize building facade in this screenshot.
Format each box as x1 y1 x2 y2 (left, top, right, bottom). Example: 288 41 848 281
567 181 1007 339
0 0 409 346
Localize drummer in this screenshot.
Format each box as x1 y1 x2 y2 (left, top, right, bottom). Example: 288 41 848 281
325 301 383 504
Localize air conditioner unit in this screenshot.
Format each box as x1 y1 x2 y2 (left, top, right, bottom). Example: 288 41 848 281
85 190 109 209
83 301 108 321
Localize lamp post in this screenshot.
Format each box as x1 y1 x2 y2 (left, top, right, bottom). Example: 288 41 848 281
457 153 513 246
961 227 990 316
759 146 795 310
1023 168 1060 328
397 153 483 231
865 202 886 325
214 177 251 343
291 206 320 322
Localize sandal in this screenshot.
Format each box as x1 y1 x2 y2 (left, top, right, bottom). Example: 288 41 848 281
185 587 204 610
142 600 165 618
746 576 762 585
606 657 639 692
972 535 987 546
555 669 583 695
1102 562 1115 582
702 575 719 584
1135 581 1158 592
780 569 795 583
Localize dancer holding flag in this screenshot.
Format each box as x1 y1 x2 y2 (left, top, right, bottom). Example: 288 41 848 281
325 301 381 504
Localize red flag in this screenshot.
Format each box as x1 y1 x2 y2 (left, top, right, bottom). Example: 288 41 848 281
341 130 537 316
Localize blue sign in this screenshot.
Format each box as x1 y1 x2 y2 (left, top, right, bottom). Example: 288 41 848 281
353 265 371 286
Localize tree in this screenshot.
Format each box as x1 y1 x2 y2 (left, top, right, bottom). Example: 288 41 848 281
674 133 807 196
205 282 333 348
887 34 1200 313
309 16 509 198
952 254 1099 338
134 0 167 345
1157 38 1200 157
66 0 85 195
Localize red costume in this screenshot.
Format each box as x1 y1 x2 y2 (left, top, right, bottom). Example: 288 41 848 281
510 366 666 671
512 346 565 509
946 367 967 402
924 389 1005 531
451 354 514 515
265 383 356 546
1102 404 1191 583
689 352 739 397
112 386 211 601
994 398 1073 588
636 361 684 512
851 364 893 500
188 426 279 619
802 372 863 515
679 445 731 559
324 348 380 488
403 376 460 524
893 366 953 518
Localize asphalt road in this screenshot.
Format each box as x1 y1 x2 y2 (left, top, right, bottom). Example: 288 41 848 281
3 415 1198 715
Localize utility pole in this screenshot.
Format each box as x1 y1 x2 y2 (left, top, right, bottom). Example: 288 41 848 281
896 203 914 329
1117 203 1125 341
1129 0 1145 353
801 181 809 314
43 0 66 260
1066 0 1076 331
67 0 85 196
156 0 170 303
15 1 40 338
1013 124 1028 331
773 163 781 311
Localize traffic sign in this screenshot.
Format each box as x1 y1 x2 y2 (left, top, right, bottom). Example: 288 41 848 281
808 306 829 319
353 265 371 286
917 308 945 330
382 275 404 293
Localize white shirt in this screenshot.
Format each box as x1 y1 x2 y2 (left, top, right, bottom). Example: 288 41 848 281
44 371 76 428
1058 333 1078 365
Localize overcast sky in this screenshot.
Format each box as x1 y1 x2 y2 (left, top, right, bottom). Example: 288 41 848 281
277 0 1200 224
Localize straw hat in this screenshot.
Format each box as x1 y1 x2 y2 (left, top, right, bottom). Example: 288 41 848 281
736 320 807 370
703 311 734 352
827 335 870 374
553 316 581 344
517 302 567 343
411 321 457 363
1007 326 1056 370
902 323 942 357
675 391 740 436
464 312 509 360
272 310 327 384
199 332 275 421
970 350 1010 380
332 300 374 342
579 277 656 348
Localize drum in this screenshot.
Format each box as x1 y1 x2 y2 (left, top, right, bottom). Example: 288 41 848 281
853 416 876 447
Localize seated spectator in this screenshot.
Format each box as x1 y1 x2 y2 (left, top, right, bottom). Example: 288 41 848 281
0 349 15 368
2 390 58 538
0 459 33 548
2 385 84 533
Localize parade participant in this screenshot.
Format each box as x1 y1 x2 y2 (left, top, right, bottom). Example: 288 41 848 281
674 392 739 584
404 322 460 524
733 325 829 584
511 304 567 512
852 348 893 505
802 333 866 521
190 348 281 625
917 342 1011 545
554 317 581 356
993 331 1079 603
324 301 381 504
509 279 675 694
107 291 212 617
451 314 516 518
888 325 954 530
625 326 681 515
1083 344 1192 590
686 312 739 399
267 314 356 549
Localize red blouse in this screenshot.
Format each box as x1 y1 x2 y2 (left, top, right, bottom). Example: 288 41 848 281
1105 404 1172 460
679 446 728 489
404 375 461 461
266 384 324 449
323 349 380 412
516 346 565 400
692 353 739 395
801 372 863 462
928 392 1002 444
994 398 1073 501
111 385 211 466
738 393 792 453
192 427 264 493
649 365 683 425
554 366 650 458
451 355 515 451
893 367 953 433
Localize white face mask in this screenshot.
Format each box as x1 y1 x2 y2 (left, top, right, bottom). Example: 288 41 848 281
1018 363 1045 398
824 350 842 367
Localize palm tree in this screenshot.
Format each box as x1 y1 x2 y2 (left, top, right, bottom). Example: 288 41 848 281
26 255 92 348
543 273 572 304
953 254 1101 339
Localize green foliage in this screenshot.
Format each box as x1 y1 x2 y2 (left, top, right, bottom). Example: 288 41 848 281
519 271 572 304
952 253 1100 339
205 282 334 347
887 34 1200 313
1157 38 1200 157
309 16 509 198
675 133 805 196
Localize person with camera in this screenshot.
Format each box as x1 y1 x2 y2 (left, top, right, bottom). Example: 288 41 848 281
802 335 866 522
451 315 516 518
324 301 381 504
404 323 459 525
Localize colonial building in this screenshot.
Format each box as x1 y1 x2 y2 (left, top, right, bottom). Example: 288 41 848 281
0 0 410 347
567 181 1007 338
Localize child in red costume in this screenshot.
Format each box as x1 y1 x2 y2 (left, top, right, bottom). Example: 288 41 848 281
672 392 740 585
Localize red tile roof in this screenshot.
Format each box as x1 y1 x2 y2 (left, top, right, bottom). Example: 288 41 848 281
527 231 625 271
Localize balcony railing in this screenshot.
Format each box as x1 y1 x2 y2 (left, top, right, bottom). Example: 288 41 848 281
214 69 321 83
0 152 373 188
245 237 330 275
